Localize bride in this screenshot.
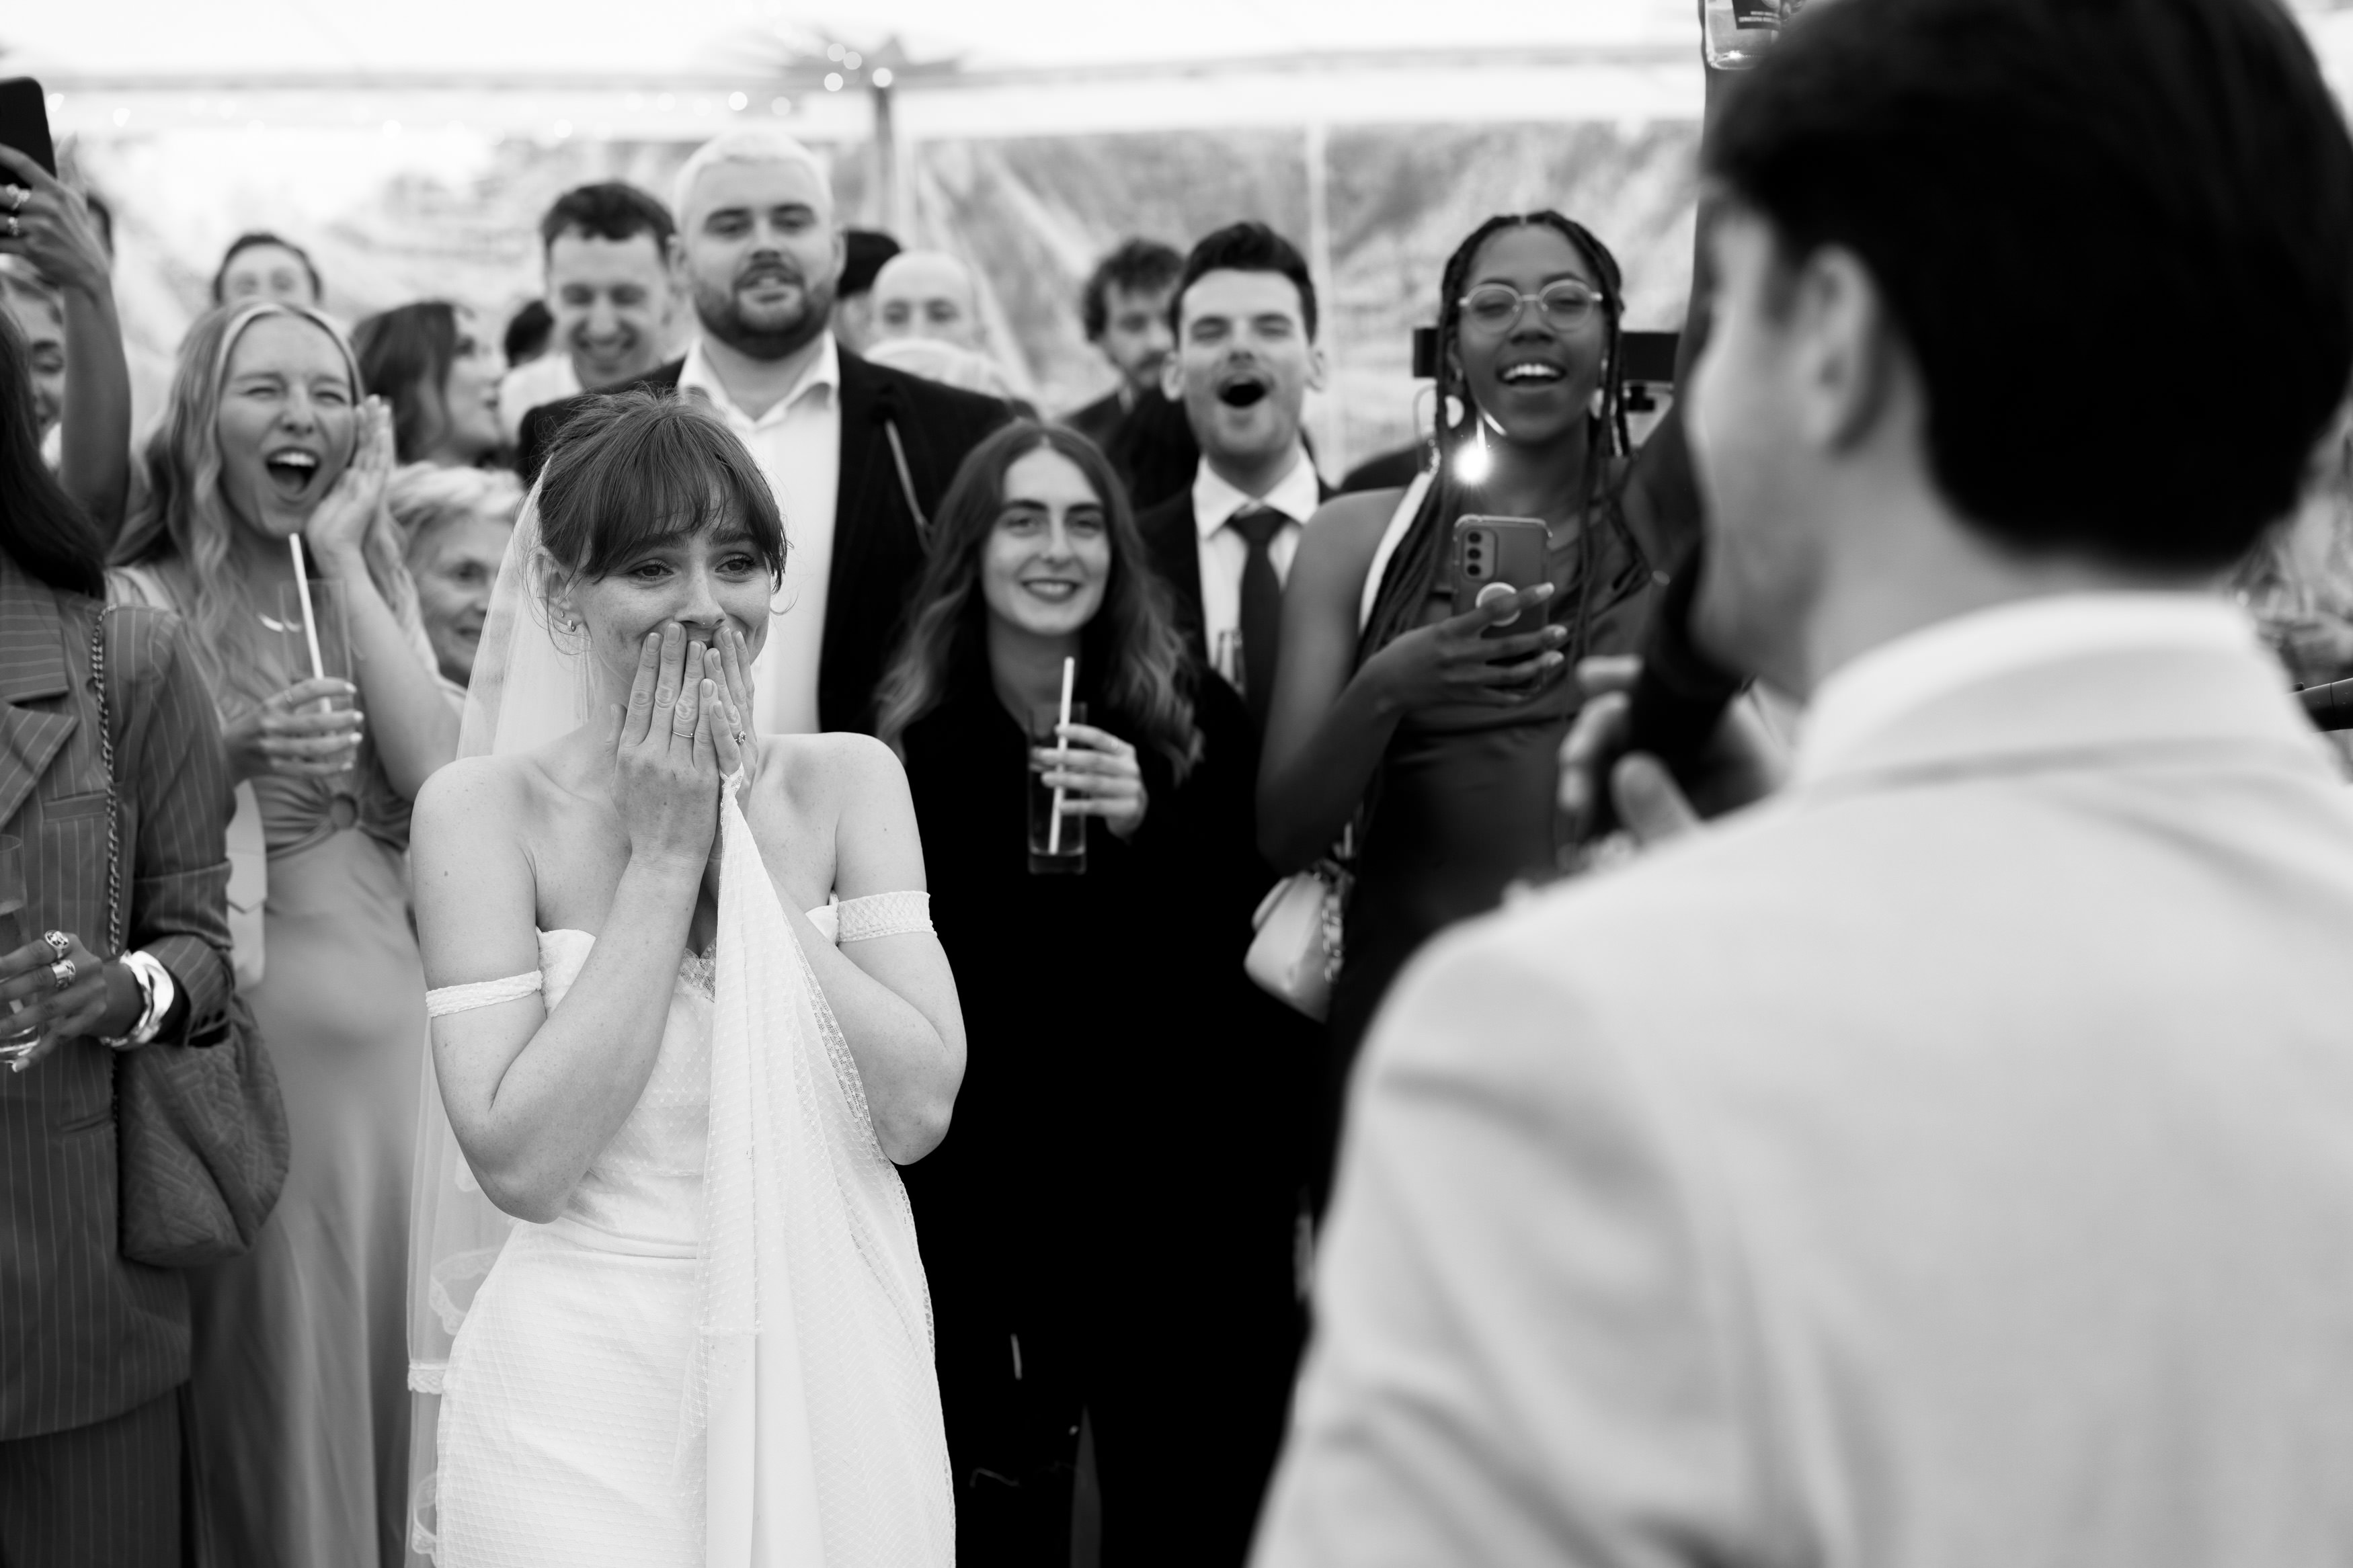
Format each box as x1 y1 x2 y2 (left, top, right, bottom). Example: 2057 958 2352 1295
405 391 964 1567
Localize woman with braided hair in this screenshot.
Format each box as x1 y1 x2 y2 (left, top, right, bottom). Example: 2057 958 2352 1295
1258 210 1704 1195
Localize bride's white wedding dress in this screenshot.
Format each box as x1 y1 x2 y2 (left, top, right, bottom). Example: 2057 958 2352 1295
409 489 951 1567
418 802 953 1565
427 890 943 1567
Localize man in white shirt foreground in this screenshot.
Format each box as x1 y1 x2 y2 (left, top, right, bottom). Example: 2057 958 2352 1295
1254 2 2353 1565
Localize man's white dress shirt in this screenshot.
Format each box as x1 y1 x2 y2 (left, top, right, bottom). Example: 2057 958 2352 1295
678 335 842 736
1191 448 1322 688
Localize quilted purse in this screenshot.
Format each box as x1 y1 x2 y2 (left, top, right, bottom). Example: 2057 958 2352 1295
90 610 290 1268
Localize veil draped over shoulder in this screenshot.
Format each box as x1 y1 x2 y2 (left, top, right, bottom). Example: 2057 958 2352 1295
404 487 953 1566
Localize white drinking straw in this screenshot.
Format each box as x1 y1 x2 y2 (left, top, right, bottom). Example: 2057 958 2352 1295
288 535 328 685
1047 655 1076 855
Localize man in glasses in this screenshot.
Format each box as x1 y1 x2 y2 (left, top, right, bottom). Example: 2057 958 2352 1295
1254 1 2353 1565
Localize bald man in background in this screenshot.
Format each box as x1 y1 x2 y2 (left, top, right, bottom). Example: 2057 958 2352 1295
519 131 1009 733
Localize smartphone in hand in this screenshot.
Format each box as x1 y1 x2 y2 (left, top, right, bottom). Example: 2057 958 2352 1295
0 79 56 179
1451 515 1550 637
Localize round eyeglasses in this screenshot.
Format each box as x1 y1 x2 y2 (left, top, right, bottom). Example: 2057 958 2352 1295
1458 280 1607 334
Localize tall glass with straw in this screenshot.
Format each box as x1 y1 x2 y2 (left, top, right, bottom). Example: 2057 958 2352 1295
1027 655 1086 874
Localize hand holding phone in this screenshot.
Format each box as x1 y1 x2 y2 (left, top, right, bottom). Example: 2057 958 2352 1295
1451 515 1552 637
0 82 112 304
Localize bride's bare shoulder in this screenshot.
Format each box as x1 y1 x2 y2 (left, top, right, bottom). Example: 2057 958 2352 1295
413 751 559 841
752 732 910 816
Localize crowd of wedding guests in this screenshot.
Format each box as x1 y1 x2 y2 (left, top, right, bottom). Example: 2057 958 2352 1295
11 0 2353 1565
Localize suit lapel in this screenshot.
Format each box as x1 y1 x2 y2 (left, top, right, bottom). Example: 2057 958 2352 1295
0 567 79 831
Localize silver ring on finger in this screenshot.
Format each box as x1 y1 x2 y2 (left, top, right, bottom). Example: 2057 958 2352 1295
5 186 23 214
49 958 76 993
40 931 70 962
3 216 17 240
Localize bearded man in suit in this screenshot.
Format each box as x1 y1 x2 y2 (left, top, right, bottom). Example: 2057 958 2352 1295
1254 1 2353 1565
520 130 1009 735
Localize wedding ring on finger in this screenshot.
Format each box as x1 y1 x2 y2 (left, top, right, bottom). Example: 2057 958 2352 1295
49 958 77 994
40 931 69 962
5 186 24 213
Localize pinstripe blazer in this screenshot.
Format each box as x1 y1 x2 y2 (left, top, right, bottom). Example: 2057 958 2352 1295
0 552 237 1440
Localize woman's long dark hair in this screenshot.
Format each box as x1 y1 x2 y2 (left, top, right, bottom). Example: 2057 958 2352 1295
353 300 459 463
0 306 104 597
1358 212 1631 663
875 421 1202 781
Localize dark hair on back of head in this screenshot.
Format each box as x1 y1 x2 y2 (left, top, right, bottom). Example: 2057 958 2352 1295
1170 222 1317 340
504 299 554 364
211 231 322 306
1083 239 1184 340
534 391 786 585
353 300 460 464
841 229 903 298
1708 0 2353 571
0 308 103 597
539 182 676 257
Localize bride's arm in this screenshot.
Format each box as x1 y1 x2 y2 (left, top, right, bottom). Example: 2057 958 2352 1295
414 632 718 1221
778 735 965 1166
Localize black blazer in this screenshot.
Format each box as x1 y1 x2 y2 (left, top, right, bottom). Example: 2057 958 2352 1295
518 347 1013 733
1133 473 1337 666
1062 388 1125 454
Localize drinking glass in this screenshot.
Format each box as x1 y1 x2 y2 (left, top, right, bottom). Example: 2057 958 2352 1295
1027 701 1089 876
272 577 359 782
0 835 39 1055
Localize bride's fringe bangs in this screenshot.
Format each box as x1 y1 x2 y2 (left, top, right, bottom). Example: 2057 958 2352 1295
534 392 789 586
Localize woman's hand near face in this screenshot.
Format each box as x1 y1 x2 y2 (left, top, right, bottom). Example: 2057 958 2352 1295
711 622 760 792
1361 582 1570 714
305 397 394 573
223 677 364 784
608 623 735 872
1037 721 1149 839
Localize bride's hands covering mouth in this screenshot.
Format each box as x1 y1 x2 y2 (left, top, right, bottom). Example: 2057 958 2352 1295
604 622 742 874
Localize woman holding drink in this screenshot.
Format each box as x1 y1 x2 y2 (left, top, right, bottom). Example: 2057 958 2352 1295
112 299 456 1567
0 290 240 1562
876 421 1309 1567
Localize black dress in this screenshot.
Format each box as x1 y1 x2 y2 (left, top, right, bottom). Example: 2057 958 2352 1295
899 664 1312 1568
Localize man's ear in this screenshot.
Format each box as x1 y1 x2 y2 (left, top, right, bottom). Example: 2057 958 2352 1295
1160 347 1185 403
1304 337 1329 395
1790 245 1899 454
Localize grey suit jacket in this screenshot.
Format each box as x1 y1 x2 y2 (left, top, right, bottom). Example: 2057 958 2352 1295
0 556 238 1439
1256 628 2353 1567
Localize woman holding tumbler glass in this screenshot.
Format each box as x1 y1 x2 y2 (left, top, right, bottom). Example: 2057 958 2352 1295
875 421 1311 1568
111 299 457 1568
0 261 240 1568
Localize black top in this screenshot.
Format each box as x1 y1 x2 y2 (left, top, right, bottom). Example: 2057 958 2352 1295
897 663 1312 1318
516 347 1013 734
1062 387 1127 454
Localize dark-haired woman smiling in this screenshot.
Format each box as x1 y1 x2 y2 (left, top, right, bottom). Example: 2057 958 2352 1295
877 421 1308 1568
352 301 505 467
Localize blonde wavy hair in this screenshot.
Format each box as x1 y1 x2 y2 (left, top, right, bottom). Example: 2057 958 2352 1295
115 300 418 710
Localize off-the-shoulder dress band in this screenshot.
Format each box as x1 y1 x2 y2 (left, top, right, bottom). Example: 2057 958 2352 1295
424 891 934 1017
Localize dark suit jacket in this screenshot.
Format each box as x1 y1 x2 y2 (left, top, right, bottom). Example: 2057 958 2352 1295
0 556 237 1440
518 345 1013 733
1135 473 1337 666
1062 387 1127 454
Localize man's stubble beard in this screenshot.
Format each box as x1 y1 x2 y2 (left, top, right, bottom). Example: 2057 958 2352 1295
694 273 837 362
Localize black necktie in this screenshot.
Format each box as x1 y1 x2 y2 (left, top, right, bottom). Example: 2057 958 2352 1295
1232 505 1286 732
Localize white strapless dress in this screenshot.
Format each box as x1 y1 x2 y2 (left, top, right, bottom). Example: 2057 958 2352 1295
433 897 934 1568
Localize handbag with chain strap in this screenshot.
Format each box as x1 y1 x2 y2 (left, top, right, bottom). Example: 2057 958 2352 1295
89 609 290 1268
